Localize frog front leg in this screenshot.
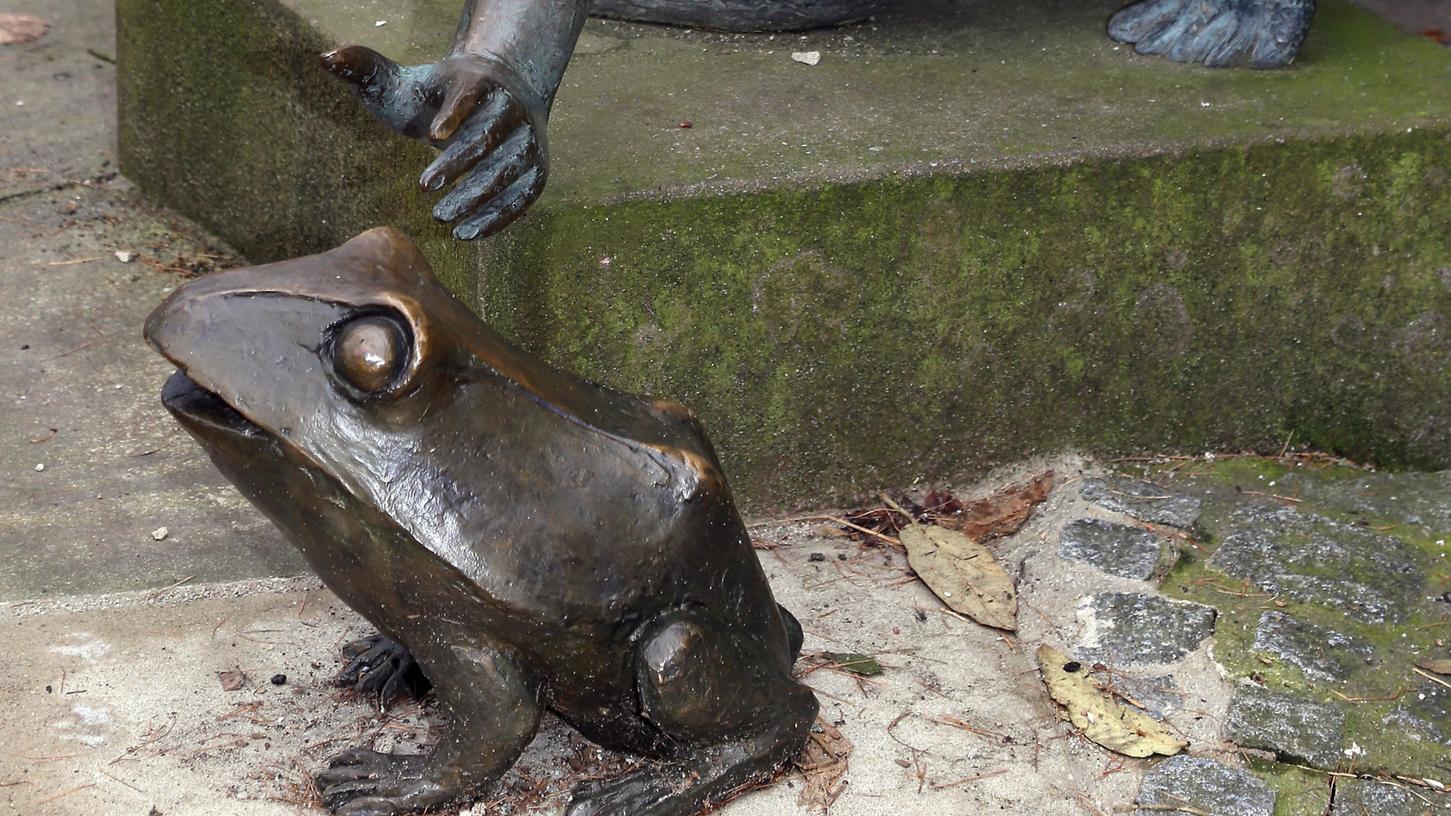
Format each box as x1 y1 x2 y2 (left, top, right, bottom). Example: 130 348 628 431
336 634 432 704
1108 0 1316 68
317 640 541 816
568 612 818 816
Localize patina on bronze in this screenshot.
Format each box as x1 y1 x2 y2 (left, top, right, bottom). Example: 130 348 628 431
144 227 818 816
322 0 1315 241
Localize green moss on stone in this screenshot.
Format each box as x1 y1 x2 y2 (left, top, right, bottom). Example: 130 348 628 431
1142 461 1451 780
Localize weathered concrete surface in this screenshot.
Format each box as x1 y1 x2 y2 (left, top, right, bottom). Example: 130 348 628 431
0 0 116 200
0 4 308 601
0 185 308 602
0 482 1163 816
115 0 1451 509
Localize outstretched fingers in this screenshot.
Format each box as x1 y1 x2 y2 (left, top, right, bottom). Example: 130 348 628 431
418 93 511 192
451 167 543 241
432 129 533 222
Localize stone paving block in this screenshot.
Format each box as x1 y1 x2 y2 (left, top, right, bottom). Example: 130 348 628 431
1058 518 1170 581
1080 477 1202 529
1251 611 1376 682
1134 755 1275 816
1077 592 1217 665
1330 777 1451 815
1383 681 1451 748
1113 673 1184 721
1208 504 1426 624
1225 685 1346 769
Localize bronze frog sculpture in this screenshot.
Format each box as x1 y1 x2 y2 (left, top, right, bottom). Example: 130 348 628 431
144 227 818 816
320 0 1315 240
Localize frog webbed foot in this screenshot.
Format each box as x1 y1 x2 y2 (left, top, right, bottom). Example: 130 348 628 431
336 634 432 704
1108 0 1315 68
567 761 701 816
315 749 450 816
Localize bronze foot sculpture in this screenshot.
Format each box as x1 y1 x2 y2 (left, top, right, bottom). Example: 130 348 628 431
145 227 817 816
1108 0 1316 69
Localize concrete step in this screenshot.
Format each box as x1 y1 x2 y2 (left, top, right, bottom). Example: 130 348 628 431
114 0 1451 509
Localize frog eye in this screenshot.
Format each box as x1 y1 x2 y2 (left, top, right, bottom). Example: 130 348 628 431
330 313 410 395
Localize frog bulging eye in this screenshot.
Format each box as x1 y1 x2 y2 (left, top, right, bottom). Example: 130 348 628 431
331 314 410 395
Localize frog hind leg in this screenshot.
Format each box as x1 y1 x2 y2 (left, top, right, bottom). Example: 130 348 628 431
317 640 540 816
1108 0 1315 69
567 612 818 816
335 633 432 704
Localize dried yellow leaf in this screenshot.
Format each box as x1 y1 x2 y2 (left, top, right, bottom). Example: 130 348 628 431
900 522 1017 631
1036 644 1186 758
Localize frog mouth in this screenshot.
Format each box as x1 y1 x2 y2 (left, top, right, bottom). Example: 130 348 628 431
161 370 268 439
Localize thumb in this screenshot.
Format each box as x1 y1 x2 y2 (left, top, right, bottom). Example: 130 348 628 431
320 45 399 96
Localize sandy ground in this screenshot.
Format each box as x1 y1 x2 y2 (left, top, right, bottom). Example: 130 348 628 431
0 454 1242 816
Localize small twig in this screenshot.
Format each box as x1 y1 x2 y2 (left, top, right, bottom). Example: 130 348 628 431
925 715 1006 741
878 494 913 520
46 256 103 267
34 783 94 805
1332 686 1409 703
148 574 196 599
1236 490 1302 504
1135 805 1212 816
1413 667 1451 691
100 769 147 795
930 767 1007 790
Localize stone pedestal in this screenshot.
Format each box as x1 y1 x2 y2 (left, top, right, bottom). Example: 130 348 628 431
117 0 1451 508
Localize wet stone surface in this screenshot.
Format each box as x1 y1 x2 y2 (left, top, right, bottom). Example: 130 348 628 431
1133 755 1275 816
1331 777 1451 815
1207 503 1427 624
1279 470 1451 535
1059 518 1170 581
1252 611 1376 682
1383 681 1451 747
1077 592 1217 665
1081 476 1202 529
1224 684 1346 769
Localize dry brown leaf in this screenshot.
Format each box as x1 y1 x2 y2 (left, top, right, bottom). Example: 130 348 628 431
217 669 246 691
944 471 1055 541
1417 658 1451 675
1037 645 1185 758
794 717 852 813
0 14 49 45
900 523 1017 630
